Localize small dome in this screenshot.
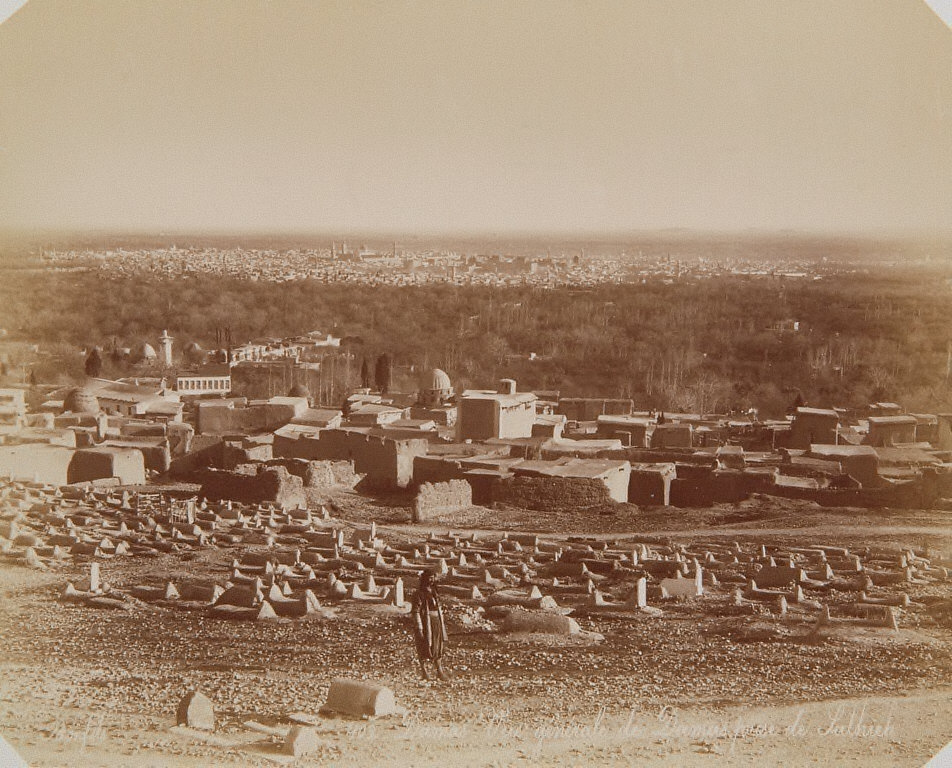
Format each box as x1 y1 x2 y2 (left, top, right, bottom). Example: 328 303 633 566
423 368 452 392
288 383 310 399
137 342 157 359
183 341 203 353
62 387 100 415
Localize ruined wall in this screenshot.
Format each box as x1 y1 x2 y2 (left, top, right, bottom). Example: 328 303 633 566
263 458 359 490
490 475 613 512
103 440 171 474
273 432 326 461
199 466 306 508
304 429 427 488
413 455 466 485
413 479 473 522
222 439 273 469
167 422 194 456
167 436 224 479
669 477 715 507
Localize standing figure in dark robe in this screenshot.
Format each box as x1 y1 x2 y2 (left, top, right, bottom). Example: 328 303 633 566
411 569 449 681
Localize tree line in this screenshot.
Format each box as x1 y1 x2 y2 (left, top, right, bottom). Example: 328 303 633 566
1 266 950 417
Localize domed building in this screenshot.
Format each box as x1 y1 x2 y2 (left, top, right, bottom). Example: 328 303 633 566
418 368 454 408
62 387 100 415
134 342 157 363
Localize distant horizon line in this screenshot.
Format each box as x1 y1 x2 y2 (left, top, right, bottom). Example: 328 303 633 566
2 225 952 245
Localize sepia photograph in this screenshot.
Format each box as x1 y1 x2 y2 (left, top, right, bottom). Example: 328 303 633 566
0 1 951 765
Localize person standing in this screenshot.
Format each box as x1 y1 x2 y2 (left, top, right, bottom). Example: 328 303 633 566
411 569 449 681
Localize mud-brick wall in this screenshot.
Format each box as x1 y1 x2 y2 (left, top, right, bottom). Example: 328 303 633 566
198 466 305 509
490 475 613 512
413 480 473 522
301 429 426 489
264 458 358 489
769 474 938 510
413 455 466 485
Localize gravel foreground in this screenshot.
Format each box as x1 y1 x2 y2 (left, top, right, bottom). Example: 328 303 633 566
1 498 951 767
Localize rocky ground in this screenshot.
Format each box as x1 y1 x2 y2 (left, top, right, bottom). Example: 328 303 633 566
1 492 951 767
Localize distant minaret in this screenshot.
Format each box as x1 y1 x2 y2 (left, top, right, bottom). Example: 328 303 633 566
159 330 173 367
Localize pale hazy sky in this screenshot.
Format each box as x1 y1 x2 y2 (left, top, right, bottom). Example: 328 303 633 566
0 0 950 235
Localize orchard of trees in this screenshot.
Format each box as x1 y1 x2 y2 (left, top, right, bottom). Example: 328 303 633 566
1 259 950 418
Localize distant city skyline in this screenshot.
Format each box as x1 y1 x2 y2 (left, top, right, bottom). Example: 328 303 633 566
0 1 950 236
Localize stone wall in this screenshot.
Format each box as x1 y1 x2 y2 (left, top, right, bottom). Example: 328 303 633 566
274 433 326 461
199 466 306 509
263 458 360 490
413 455 467 485
303 429 428 489
413 479 473 522
222 439 273 469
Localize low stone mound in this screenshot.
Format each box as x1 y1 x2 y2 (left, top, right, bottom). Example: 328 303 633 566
214 585 262 608
498 608 580 635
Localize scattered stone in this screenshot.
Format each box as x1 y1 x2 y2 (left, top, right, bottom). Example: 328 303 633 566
322 678 398 718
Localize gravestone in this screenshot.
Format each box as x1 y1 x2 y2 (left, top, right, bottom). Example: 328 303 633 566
176 691 216 730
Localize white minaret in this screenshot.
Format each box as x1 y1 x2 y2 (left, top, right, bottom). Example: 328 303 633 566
159 329 173 367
